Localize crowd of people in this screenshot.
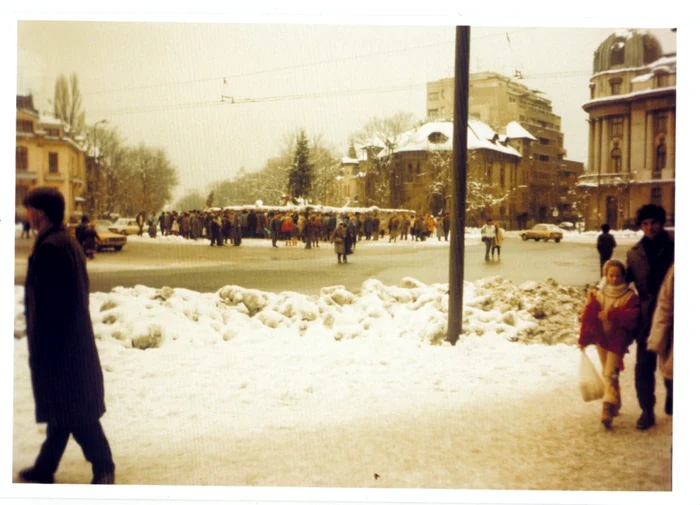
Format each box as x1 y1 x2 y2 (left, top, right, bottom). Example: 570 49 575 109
132 208 453 252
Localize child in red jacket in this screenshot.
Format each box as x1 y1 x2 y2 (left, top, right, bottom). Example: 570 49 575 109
579 259 640 429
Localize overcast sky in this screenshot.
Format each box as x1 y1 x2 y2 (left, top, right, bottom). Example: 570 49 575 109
8 10 683 203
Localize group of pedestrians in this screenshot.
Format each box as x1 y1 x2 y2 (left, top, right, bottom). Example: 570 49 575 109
480 218 505 261
580 204 674 431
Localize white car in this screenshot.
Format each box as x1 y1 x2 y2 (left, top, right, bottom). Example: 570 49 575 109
109 218 141 235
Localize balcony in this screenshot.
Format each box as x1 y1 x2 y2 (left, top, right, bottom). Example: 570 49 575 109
45 173 65 182
16 170 38 181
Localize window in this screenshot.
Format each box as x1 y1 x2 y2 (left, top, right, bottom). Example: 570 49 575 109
45 128 60 137
500 164 506 188
611 147 622 172
485 162 492 182
428 108 439 118
509 97 516 103
49 152 58 173
657 73 669 87
655 110 668 135
17 120 33 133
406 163 413 183
16 147 28 171
609 78 622 95
610 116 624 137
428 92 439 101
428 132 448 144
539 138 550 145
611 42 625 66
538 154 550 162
589 84 596 99
656 143 667 172
651 187 662 206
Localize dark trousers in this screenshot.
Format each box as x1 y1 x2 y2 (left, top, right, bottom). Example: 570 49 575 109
635 333 659 412
34 420 114 476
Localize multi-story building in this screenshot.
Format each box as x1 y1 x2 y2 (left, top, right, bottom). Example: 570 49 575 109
16 94 87 222
578 29 676 229
356 119 531 229
426 72 583 223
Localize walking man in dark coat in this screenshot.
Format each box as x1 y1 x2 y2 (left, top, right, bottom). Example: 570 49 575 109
19 187 115 484
626 204 674 430
596 223 617 276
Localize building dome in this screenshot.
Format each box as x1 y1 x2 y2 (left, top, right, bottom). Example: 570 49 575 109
593 29 662 73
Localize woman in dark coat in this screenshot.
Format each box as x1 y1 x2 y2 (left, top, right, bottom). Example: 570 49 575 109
20 187 114 484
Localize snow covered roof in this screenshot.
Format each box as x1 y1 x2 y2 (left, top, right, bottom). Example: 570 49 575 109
582 86 676 108
39 115 64 126
505 121 537 141
389 120 521 158
341 156 359 165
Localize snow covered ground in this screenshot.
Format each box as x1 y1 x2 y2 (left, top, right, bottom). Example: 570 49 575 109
7 225 691 504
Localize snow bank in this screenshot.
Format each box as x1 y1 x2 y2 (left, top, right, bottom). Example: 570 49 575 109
14 277 589 350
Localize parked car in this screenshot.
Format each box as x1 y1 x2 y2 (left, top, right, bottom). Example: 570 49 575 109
109 217 141 235
557 221 575 231
520 224 563 243
67 223 127 252
94 224 127 251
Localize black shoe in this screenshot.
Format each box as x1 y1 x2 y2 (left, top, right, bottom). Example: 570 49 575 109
19 466 54 484
92 471 115 485
636 410 656 430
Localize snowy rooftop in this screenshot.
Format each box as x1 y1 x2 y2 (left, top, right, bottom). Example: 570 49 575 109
341 156 360 165
505 121 537 141
390 120 521 158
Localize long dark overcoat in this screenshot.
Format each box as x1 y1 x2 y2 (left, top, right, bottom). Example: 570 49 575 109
625 230 674 338
24 225 106 425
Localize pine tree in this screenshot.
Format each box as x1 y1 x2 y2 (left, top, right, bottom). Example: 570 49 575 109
205 190 215 208
347 143 358 159
288 129 313 201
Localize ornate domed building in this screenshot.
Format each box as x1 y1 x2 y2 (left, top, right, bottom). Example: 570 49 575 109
578 29 676 229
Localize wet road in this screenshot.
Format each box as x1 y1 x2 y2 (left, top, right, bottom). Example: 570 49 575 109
14 235 632 294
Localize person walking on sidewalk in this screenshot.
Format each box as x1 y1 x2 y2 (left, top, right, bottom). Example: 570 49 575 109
19 187 115 485
625 204 674 430
579 259 640 429
480 218 496 262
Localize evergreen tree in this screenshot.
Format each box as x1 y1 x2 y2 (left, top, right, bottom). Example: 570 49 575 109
205 190 215 208
288 129 313 201
347 143 358 159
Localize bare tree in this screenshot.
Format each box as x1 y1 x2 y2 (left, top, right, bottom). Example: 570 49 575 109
350 111 417 207
52 73 85 136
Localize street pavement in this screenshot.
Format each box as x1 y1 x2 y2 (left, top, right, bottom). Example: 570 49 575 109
14 234 632 294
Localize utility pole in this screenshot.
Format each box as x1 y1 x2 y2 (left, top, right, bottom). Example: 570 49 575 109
447 26 470 346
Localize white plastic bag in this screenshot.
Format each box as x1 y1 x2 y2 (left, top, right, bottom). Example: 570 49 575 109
579 350 604 402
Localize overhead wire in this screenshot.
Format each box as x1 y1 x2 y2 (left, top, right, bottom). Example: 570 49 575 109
80 27 536 98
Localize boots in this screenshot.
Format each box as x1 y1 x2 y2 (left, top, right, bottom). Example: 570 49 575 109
19 466 54 484
610 371 621 417
601 402 614 429
636 409 656 430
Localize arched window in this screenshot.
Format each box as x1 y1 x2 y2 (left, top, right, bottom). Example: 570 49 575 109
656 143 667 172
16 146 28 171
611 147 622 172
611 41 625 66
